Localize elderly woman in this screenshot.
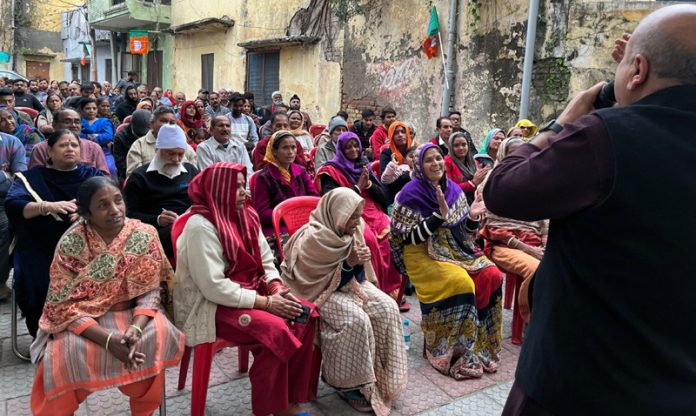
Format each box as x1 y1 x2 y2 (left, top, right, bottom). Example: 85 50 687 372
474 128 505 169
445 131 490 204
479 137 547 322
6 130 103 337
252 130 318 248
0 105 43 162
379 121 413 204
282 188 407 415
316 132 403 299
390 143 503 380
36 93 64 135
174 162 319 416
79 98 116 177
288 110 313 152
29 176 184 415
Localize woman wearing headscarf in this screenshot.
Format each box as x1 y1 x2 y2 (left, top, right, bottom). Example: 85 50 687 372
0 105 43 162
445 131 490 204
513 119 538 138
37 93 63 135
176 100 204 149
174 162 319 416
315 132 403 299
474 128 505 169
390 143 503 380
252 130 318 251
379 121 413 204
479 137 546 322
282 188 407 415
287 110 313 152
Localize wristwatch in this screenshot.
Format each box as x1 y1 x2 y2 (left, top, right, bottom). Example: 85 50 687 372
538 119 564 134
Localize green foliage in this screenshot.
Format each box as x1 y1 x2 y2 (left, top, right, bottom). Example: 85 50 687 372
467 0 482 30
543 58 571 100
331 0 370 24
545 30 560 54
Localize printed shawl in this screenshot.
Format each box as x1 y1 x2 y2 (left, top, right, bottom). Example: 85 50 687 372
188 162 265 290
39 218 170 334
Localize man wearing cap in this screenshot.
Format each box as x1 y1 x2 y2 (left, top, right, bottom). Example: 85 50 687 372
124 123 199 258
314 116 348 167
113 109 151 184
126 106 198 177
28 108 109 175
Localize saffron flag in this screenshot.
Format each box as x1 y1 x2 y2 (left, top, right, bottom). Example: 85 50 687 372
423 6 440 59
80 44 89 66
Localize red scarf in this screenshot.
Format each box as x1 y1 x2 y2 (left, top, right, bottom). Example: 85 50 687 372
188 163 265 290
179 100 204 129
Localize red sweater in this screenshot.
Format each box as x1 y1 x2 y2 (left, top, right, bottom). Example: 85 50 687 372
369 125 388 160
445 155 476 194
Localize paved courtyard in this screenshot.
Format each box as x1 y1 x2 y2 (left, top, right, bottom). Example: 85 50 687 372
0 282 520 416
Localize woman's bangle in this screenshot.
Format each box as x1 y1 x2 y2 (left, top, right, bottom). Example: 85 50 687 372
105 332 113 352
130 324 143 335
264 296 273 311
468 214 481 222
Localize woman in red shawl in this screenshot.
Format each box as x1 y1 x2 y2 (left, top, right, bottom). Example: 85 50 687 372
174 162 318 416
176 100 204 149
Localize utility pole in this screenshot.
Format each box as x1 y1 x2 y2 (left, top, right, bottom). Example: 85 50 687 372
519 0 540 120
440 0 459 116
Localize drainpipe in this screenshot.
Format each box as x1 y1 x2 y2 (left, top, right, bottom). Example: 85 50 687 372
519 0 540 120
440 0 458 116
110 31 118 84
9 0 16 71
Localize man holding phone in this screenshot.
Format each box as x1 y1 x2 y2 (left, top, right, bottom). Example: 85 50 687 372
485 4 696 415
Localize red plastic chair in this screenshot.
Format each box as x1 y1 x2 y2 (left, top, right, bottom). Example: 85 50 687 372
309 124 325 138
309 147 318 165
16 106 38 119
171 212 253 416
122 115 132 124
272 196 320 261
502 272 525 345
370 160 381 180
116 122 129 134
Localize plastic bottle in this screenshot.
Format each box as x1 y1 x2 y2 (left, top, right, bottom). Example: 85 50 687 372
403 319 411 351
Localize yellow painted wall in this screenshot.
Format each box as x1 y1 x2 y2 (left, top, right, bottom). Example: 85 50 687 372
18 0 73 80
170 0 341 124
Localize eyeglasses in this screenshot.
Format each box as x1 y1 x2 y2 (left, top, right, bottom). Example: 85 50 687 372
61 119 82 126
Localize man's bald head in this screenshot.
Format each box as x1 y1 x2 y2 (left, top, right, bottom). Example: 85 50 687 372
628 4 696 84
614 4 696 105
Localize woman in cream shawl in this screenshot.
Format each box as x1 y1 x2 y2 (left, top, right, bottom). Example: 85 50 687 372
281 188 407 415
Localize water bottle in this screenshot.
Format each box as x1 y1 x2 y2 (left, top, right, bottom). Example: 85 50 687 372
403 319 411 351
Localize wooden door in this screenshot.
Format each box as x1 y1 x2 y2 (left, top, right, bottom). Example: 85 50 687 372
25 61 50 80
147 51 163 88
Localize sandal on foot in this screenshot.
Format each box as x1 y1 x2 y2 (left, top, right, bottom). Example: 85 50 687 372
399 301 411 312
338 390 372 413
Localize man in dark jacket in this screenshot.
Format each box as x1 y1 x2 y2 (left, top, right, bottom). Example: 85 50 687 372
350 108 376 151
12 79 43 112
113 109 151 184
486 5 696 416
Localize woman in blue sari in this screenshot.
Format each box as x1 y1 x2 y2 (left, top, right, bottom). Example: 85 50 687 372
78 98 116 176
0 105 43 162
6 129 103 337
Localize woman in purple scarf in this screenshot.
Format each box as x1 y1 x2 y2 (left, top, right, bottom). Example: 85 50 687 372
315 132 404 299
390 143 503 380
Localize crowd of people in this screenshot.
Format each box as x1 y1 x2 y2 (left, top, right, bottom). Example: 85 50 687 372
0 4 692 414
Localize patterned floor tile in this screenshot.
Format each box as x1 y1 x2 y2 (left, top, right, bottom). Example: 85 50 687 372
157 391 192 416
417 363 497 399
391 368 451 415
169 352 232 394
212 346 255 381
204 376 252 415
309 391 368 416
488 348 518 383
482 380 514 406
0 335 32 367
0 363 36 401
422 391 504 416
86 386 130 414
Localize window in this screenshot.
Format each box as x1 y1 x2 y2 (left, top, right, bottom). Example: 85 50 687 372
201 53 214 92
245 51 279 107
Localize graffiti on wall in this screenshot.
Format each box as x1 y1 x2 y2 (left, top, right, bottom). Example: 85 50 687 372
368 56 417 102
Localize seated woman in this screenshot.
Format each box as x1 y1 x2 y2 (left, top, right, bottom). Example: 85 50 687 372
30 177 185 416
282 188 407 415
288 110 313 152
474 128 504 169
136 98 154 113
174 162 318 416
379 121 413 205
36 93 63 135
79 98 116 176
0 105 43 163
315 132 402 299
252 130 318 252
97 96 121 130
176 100 204 149
6 130 103 337
479 137 546 322
445 131 489 204
390 143 503 380
513 119 538 139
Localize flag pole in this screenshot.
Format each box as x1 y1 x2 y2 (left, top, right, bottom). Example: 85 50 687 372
437 30 449 90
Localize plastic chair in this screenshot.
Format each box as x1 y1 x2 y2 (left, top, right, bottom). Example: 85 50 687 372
11 287 30 362
309 124 325 138
122 115 132 125
370 160 381 180
272 196 321 261
502 272 525 345
16 106 38 119
116 122 129 134
309 147 318 165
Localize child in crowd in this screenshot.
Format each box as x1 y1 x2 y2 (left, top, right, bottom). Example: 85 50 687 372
192 128 209 146
381 145 416 184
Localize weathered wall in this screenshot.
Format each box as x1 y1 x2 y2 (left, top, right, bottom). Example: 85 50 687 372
171 0 342 124
340 0 665 146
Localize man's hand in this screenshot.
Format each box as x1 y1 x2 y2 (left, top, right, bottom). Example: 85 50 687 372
157 210 178 227
557 82 606 126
